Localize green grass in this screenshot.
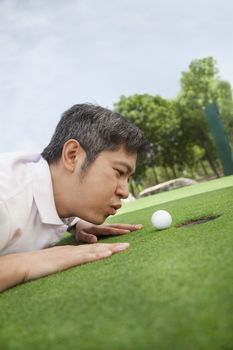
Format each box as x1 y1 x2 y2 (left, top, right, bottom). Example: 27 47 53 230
0 181 233 350
119 175 233 215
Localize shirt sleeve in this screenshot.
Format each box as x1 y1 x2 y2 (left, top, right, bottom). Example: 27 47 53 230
62 217 80 227
0 201 11 252
68 217 80 227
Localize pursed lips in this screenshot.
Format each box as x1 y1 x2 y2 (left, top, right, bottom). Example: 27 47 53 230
109 203 122 215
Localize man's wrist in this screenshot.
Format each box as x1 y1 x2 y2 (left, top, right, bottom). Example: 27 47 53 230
67 218 80 236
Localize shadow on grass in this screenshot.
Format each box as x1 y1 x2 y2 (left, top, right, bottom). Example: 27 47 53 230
176 214 222 228
55 233 109 246
55 233 78 246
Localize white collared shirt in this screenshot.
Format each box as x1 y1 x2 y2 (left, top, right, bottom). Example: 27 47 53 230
0 152 79 256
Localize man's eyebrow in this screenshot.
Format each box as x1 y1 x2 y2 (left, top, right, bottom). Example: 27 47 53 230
116 161 135 175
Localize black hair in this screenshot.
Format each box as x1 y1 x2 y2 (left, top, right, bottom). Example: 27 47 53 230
41 103 148 171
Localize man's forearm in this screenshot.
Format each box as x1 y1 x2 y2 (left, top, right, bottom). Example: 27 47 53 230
0 242 130 292
0 253 27 292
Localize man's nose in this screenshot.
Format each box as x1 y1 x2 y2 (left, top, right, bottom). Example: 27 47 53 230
116 180 129 199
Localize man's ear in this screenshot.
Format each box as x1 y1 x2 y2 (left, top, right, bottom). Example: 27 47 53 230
61 139 84 172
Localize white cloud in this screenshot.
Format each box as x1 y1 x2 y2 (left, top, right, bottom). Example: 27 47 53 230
0 0 232 151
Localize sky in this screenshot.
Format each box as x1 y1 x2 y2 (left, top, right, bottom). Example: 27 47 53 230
0 0 232 152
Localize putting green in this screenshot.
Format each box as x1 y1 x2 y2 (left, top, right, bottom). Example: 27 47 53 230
0 181 232 350
119 175 233 215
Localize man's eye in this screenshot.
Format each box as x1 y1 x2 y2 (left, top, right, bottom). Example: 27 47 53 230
115 169 124 176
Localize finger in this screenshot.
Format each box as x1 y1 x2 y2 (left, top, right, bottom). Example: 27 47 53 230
49 246 113 271
77 230 98 243
80 242 129 259
92 224 143 236
80 242 130 253
100 224 144 232
61 242 129 267
77 250 113 264
89 226 131 236
56 243 129 268
110 242 130 253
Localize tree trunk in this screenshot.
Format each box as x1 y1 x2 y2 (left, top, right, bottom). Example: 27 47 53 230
164 167 170 181
200 161 208 176
152 167 159 184
204 139 220 178
171 165 177 179
206 156 220 177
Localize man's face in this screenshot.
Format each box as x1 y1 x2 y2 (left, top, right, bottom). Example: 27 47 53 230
69 146 137 224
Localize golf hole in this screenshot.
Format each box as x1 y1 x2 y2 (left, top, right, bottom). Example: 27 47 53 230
176 214 221 228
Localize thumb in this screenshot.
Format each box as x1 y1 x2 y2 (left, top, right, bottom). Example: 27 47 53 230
77 230 98 244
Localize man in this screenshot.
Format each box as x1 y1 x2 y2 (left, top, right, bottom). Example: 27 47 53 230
0 104 148 292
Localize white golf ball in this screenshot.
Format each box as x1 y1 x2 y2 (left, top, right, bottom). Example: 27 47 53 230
151 210 172 230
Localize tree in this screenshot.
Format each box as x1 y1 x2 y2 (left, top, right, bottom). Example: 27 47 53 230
214 80 233 148
114 94 192 183
114 57 232 188
178 57 225 176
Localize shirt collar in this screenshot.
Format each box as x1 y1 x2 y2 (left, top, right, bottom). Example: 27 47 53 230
31 156 64 226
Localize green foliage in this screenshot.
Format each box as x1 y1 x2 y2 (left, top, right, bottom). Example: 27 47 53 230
214 80 233 148
1 184 233 350
114 56 232 186
179 56 233 152
179 56 219 107
115 95 186 181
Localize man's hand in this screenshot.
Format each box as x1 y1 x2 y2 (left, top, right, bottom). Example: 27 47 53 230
0 242 129 292
73 220 143 243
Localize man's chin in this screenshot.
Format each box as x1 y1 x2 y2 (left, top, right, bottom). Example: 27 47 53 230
80 214 106 225
94 215 108 225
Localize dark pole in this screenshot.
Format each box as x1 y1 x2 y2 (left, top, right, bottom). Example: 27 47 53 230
204 103 233 176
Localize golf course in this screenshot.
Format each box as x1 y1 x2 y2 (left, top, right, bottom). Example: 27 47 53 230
0 176 232 350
